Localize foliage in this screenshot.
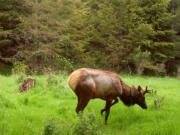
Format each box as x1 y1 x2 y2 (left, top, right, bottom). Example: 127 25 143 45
0 74 180 135
133 47 151 75
12 61 27 83
0 0 180 76
153 96 165 109
73 113 103 135
43 117 61 135
12 61 27 75
46 73 63 87
57 0 177 74
177 66 180 79
0 0 31 65
15 73 26 84
151 91 165 109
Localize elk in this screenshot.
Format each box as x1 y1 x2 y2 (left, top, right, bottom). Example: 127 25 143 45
68 68 152 124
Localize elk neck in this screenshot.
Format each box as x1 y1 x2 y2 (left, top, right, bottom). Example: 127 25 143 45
119 81 138 106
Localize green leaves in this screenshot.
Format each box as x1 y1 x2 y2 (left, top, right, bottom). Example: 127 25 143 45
0 40 12 47
0 0 179 75
0 0 31 65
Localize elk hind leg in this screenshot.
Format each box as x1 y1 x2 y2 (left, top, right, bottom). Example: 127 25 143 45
75 82 93 114
76 97 90 113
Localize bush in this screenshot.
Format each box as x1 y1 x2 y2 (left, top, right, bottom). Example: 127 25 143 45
46 73 63 87
12 62 28 75
24 52 74 74
57 56 74 73
144 65 166 76
15 73 26 83
73 113 103 135
151 91 165 109
12 62 28 83
43 117 71 135
44 118 57 135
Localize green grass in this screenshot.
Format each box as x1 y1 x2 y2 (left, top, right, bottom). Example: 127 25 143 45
0 74 180 135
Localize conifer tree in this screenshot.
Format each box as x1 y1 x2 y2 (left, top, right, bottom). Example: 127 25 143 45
0 0 31 64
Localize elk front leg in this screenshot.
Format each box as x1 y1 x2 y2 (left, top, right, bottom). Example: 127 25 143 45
101 98 118 115
104 100 112 125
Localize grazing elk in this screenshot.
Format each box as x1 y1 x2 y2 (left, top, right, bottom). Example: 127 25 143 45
68 68 152 124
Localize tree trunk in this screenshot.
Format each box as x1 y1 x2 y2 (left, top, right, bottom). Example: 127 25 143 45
137 66 144 76
177 65 180 79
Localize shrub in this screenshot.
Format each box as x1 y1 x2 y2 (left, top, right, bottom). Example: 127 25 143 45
57 56 74 73
47 73 62 87
154 96 165 109
43 117 71 135
12 62 28 83
12 62 28 75
151 91 165 109
133 48 151 75
73 113 103 135
16 73 26 83
44 118 57 135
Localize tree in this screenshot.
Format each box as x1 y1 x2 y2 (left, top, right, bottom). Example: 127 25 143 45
0 0 31 67
0 0 178 75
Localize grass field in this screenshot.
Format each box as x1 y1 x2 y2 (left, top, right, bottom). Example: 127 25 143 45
0 74 180 135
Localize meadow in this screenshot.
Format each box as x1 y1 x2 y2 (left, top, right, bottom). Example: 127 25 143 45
0 73 180 135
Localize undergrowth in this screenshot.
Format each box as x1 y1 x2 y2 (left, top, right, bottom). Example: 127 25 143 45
0 74 179 135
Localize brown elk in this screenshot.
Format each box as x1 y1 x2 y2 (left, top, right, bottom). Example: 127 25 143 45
68 68 152 124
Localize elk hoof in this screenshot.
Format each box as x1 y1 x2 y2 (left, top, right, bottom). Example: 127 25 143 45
100 109 105 116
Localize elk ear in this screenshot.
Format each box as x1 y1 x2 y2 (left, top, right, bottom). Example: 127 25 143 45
138 85 142 92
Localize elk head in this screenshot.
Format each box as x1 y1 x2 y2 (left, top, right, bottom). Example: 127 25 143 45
136 85 152 109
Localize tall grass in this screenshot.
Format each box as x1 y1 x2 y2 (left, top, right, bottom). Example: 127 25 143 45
0 74 179 135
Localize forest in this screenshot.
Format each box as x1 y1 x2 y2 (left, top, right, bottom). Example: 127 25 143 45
0 1 180 135
0 0 180 76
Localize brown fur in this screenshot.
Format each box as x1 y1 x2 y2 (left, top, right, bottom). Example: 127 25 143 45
68 68 151 124
119 82 139 106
